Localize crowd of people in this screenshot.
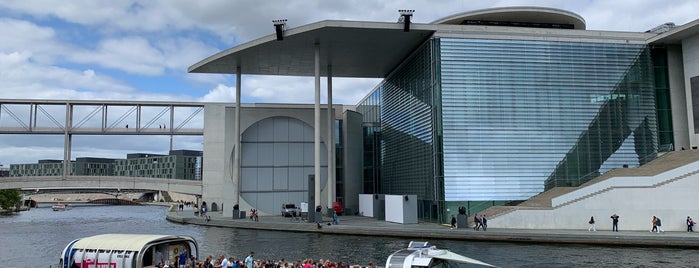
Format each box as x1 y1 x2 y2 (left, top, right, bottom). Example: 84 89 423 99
157 251 380 268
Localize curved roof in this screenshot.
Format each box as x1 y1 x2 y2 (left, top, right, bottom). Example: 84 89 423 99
188 20 434 77
432 7 586 30
71 234 196 251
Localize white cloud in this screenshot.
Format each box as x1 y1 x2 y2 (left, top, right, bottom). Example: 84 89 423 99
199 84 236 103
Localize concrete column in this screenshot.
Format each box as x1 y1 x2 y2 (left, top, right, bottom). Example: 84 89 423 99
234 66 242 207
169 105 175 151
327 65 335 209
63 102 72 178
314 43 321 208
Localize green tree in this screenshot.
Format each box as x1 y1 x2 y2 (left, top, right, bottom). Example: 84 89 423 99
0 189 22 210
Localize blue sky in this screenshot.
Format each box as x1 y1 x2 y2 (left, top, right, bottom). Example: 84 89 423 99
0 0 697 165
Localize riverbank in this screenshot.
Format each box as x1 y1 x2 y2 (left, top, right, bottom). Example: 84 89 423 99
167 209 699 248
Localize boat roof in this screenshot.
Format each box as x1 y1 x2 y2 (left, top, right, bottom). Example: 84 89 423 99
71 234 195 252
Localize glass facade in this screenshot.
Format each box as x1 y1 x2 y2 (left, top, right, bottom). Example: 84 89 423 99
358 36 660 220
440 38 657 200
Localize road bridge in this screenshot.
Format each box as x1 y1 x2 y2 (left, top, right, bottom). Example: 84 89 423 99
0 175 202 195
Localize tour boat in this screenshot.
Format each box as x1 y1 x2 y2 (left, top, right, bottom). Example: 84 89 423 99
385 241 495 267
52 203 67 211
59 233 199 268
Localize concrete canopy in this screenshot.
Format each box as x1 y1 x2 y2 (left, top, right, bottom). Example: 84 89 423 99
188 20 435 78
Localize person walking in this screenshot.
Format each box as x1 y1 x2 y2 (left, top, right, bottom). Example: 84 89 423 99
688 216 695 232
474 214 482 230
656 216 665 233
588 216 596 231
651 216 658 233
610 214 619 232
450 215 457 229
481 215 488 231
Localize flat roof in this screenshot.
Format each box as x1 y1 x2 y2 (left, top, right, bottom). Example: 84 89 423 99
188 20 435 78
648 18 699 44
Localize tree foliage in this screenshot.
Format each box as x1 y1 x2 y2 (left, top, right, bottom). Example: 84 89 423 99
0 189 22 210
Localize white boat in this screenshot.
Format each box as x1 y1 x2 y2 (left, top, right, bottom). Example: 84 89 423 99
52 203 67 211
385 241 496 268
59 233 199 268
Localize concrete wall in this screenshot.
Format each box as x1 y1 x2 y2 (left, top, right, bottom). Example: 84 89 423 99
203 104 338 216
493 162 699 231
683 35 699 147
668 45 690 150
202 103 230 212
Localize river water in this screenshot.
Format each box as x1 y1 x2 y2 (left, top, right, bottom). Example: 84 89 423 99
0 204 693 268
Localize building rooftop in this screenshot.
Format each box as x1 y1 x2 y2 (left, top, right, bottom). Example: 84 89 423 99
431 6 586 30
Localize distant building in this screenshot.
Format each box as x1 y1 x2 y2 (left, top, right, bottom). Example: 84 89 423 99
9 150 201 180
114 150 202 180
9 158 115 177
0 163 9 177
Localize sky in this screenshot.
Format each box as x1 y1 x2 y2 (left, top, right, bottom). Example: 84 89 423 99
1 0 698 166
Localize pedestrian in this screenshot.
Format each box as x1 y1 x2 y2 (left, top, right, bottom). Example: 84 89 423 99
332 211 339 225
656 216 664 233
473 214 482 230
450 215 457 229
651 216 658 232
610 214 619 232
481 215 488 231
688 216 695 232
588 216 596 231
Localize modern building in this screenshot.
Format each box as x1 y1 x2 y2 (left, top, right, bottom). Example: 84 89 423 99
9 150 201 180
10 157 116 177
190 7 699 222
114 150 202 180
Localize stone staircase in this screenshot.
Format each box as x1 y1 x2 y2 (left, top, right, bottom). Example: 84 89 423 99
477 150 699 221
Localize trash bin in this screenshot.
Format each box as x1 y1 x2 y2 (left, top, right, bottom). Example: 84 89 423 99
240 211 246 219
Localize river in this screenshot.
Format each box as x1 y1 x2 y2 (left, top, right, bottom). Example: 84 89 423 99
0 204 693 267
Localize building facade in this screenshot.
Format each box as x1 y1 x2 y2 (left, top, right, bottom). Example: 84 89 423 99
191 6 699 223
114 150 202 180
10 158 115 177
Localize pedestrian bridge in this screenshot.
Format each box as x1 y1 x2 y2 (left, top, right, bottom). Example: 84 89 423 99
0 175 202 195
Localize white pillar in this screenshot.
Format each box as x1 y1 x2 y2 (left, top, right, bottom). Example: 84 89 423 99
234 66 242 208
314 43 321 208
327 65 335 209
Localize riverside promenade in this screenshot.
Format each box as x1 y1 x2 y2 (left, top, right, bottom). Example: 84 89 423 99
166 209 699 248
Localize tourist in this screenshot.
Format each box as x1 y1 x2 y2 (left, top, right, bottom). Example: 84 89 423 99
610 214 619 232
481 215 488 231
656 216 665 233
688 216 695 232
651 216 658 233
220 254 229 268
450 215 456 229
473 214 482 230
588 216 596 231
179 248 190 268
245 252 255 268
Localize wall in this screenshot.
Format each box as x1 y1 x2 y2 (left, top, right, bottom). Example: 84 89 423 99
492 163 699 231
683 35 699 147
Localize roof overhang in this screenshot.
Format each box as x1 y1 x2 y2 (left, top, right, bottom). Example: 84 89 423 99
188 20 435 78
648 18 699 45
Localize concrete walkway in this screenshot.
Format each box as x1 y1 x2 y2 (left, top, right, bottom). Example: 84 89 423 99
166 209 699 248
